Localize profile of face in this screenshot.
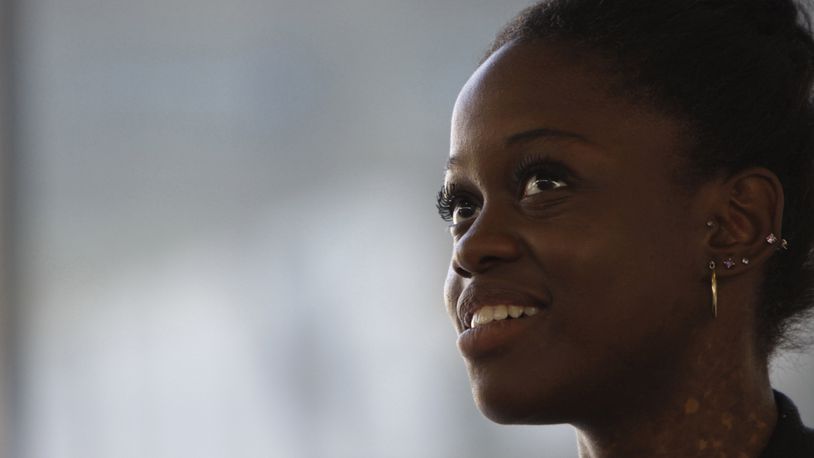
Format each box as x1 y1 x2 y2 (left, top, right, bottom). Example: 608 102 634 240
442 41 716 425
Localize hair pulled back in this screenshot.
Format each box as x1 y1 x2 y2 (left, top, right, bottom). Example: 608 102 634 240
488 0 814 356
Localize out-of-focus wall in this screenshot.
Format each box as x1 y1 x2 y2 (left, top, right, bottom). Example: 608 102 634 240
6 1 814 458
11 1 580 457
1 0 11 454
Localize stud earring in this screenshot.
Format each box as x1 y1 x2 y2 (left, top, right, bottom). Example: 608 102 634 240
723 257 736 269
708 260 717 318
705 220 715 229
766 233 790 250
741 257 750 265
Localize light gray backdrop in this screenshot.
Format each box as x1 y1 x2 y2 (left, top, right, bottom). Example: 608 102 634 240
8 1 813 457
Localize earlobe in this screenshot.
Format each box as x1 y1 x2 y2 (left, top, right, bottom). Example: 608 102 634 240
705 167 785 277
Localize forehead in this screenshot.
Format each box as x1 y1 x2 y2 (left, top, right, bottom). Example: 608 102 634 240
449 41 687 174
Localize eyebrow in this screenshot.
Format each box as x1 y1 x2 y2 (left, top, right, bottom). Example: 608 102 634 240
444 127 589 172
505 127 588 146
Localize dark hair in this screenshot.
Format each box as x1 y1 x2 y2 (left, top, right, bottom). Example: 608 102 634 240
487 0 814 356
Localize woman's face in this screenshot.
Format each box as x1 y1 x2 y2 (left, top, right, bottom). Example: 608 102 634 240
442 42 712 424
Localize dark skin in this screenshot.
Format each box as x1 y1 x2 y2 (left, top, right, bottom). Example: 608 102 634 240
442 41 784 457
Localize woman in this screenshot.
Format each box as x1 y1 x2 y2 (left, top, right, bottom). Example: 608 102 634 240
436 0 814 456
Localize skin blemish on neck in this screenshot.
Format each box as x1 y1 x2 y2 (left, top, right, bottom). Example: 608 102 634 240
722 412 734 430
684 397 700 414
748 412 769 429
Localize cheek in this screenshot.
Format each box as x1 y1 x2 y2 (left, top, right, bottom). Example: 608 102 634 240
533 213 698 356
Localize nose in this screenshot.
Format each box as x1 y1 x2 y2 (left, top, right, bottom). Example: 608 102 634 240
451 204 523 278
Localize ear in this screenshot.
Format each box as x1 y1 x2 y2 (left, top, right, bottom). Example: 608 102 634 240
706 167 785 278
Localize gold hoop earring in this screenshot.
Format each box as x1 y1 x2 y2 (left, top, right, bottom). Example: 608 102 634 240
708 260 717 318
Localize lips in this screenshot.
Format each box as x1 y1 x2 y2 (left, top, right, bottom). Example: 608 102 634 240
457 284 548 332
455 285 548 358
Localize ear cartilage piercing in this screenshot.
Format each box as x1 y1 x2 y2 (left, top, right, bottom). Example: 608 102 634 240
705 220 715 228
765 233 791 251
708 261 718 318
741 257 750 265
723 257 736 269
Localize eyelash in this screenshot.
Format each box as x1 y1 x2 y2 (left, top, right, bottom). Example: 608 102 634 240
512 155 573 193
436 183 469 223
435 156 574 223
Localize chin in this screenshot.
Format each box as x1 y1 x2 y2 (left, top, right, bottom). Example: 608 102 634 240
469 376 571 425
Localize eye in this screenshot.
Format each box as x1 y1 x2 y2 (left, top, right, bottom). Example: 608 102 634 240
452 198 481 225
436 183 481 228
513 156 574 198
522 174 568 197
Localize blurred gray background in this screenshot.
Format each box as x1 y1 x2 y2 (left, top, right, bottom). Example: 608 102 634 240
1 1 812 457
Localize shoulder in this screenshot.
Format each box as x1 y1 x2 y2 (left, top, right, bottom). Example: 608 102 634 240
759 390 814 458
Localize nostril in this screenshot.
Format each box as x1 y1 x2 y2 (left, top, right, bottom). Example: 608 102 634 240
454 253 506 278
451 216 523 276
453 263 472 279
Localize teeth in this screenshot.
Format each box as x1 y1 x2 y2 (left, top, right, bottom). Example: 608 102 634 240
470 305 541 328
474 306 493 326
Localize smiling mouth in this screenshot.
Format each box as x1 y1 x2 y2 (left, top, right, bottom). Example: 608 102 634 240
468 304 540 329
457 303 545 358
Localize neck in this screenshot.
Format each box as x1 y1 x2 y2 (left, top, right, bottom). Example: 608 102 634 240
574 326 776 458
